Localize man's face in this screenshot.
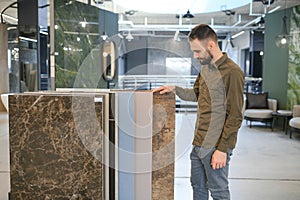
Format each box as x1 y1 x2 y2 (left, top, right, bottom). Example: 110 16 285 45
189 38 212 65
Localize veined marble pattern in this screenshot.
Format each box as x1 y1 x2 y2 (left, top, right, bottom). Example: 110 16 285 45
9 91 176 199
116 91 176 200
9 94 104 199
152 92 176 200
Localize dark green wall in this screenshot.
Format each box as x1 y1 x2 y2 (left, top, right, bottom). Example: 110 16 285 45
263 8 291 109
54 0 118 89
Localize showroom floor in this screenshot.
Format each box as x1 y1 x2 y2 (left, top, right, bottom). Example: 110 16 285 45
1 112 300 200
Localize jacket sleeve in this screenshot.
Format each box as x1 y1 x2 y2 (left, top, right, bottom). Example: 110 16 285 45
217 68 244 153
175 86 197 102
174 73 200 102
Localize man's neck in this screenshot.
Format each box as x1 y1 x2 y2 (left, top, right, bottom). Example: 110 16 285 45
211 51 223 64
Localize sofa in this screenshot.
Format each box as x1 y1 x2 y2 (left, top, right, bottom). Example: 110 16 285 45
289 105 300 138
243 92 277 128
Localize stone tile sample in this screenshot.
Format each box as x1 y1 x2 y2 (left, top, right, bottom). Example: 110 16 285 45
117 91 175 200
9 90 175 200
9 94 105 199
152 92 175 200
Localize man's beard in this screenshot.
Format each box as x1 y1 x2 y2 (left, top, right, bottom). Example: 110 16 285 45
199 49 213 65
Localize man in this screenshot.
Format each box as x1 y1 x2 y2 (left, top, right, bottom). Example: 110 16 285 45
153 24 244 200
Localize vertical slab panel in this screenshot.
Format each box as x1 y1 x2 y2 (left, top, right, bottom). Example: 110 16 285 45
134 92 153 200
117 92 135 199
152 92 176 200
9 94 104 199
0 24 9 97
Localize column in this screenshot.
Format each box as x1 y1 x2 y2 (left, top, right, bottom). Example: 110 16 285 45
0 23 9 112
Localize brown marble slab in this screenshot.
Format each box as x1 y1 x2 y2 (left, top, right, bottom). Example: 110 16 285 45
9 91 176 200
152 92 176 200
9 94 104 199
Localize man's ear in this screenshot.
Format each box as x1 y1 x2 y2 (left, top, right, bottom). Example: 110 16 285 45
207 40 214 51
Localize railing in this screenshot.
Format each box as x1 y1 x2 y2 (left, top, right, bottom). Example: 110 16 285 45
118 75 197 90
117 75 198 112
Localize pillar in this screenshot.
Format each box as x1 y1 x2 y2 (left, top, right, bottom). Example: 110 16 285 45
0 23 9 112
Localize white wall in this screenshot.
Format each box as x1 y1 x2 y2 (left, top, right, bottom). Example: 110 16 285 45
222 30 250 71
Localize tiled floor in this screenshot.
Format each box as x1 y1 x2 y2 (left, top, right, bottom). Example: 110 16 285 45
1 111 300 199
174 112 300 200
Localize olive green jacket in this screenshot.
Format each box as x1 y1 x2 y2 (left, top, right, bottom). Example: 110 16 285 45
175 53 244 153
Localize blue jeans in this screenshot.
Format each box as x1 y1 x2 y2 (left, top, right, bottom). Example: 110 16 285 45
190 146 233 200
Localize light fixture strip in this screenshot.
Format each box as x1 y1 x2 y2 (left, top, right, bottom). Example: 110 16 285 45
19 36 37 43
2 13 18 22
231 30 245 39
63 31 99 36
268 6 281 14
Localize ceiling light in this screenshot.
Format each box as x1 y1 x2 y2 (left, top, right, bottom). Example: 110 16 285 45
222 9 235 16
80 21 87 28
182 10 194 18
275 0 291 48
261 0 274 5
118 33 124 39
19 36 37 43
256 16 265 27
93 0 104 4
126 31 134 41
259 51 264 56
125 10 137 15
1 13 18 22
231 30 245 39
113 0 249 14
268 6 280 14
173 30 181 41
101 32 108 40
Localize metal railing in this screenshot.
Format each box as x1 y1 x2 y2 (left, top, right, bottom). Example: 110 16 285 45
118 75 197 90
117 75 198 112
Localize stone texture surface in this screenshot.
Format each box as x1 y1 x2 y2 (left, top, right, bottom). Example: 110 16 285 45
9 94 104 199
8 91 176 199
152 92 176 200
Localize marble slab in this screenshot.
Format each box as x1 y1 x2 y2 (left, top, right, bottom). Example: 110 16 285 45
152 92 175 200
9 91 175 199
116 91 175 200
9 94 105 199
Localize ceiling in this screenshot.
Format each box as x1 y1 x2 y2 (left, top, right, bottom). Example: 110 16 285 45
1 0 300 36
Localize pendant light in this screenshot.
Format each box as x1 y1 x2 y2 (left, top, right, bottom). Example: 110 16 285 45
182 10 194 19
275 0 291 48
101 32 108 41
101 10 108 41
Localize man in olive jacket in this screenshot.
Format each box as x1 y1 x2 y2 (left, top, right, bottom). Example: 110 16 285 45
153 24 244 200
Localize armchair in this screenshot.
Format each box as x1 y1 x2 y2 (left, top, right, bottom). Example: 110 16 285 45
289 105 300 138
243 92 277 128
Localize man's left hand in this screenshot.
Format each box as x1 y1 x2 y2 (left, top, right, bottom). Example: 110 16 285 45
211 150 227 170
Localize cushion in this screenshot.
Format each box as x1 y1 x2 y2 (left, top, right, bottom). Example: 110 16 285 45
289 117 300 129
246 92 268 109
244 109 273 119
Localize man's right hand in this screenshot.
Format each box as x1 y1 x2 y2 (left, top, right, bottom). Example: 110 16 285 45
152 85 175 94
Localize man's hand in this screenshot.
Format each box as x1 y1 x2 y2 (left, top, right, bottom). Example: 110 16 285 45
152 85 175 94
211 150 227 170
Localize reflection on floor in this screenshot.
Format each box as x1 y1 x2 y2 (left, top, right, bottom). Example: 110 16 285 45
1 112 300 199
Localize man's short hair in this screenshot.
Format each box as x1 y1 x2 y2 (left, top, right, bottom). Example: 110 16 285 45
188 24 218 43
